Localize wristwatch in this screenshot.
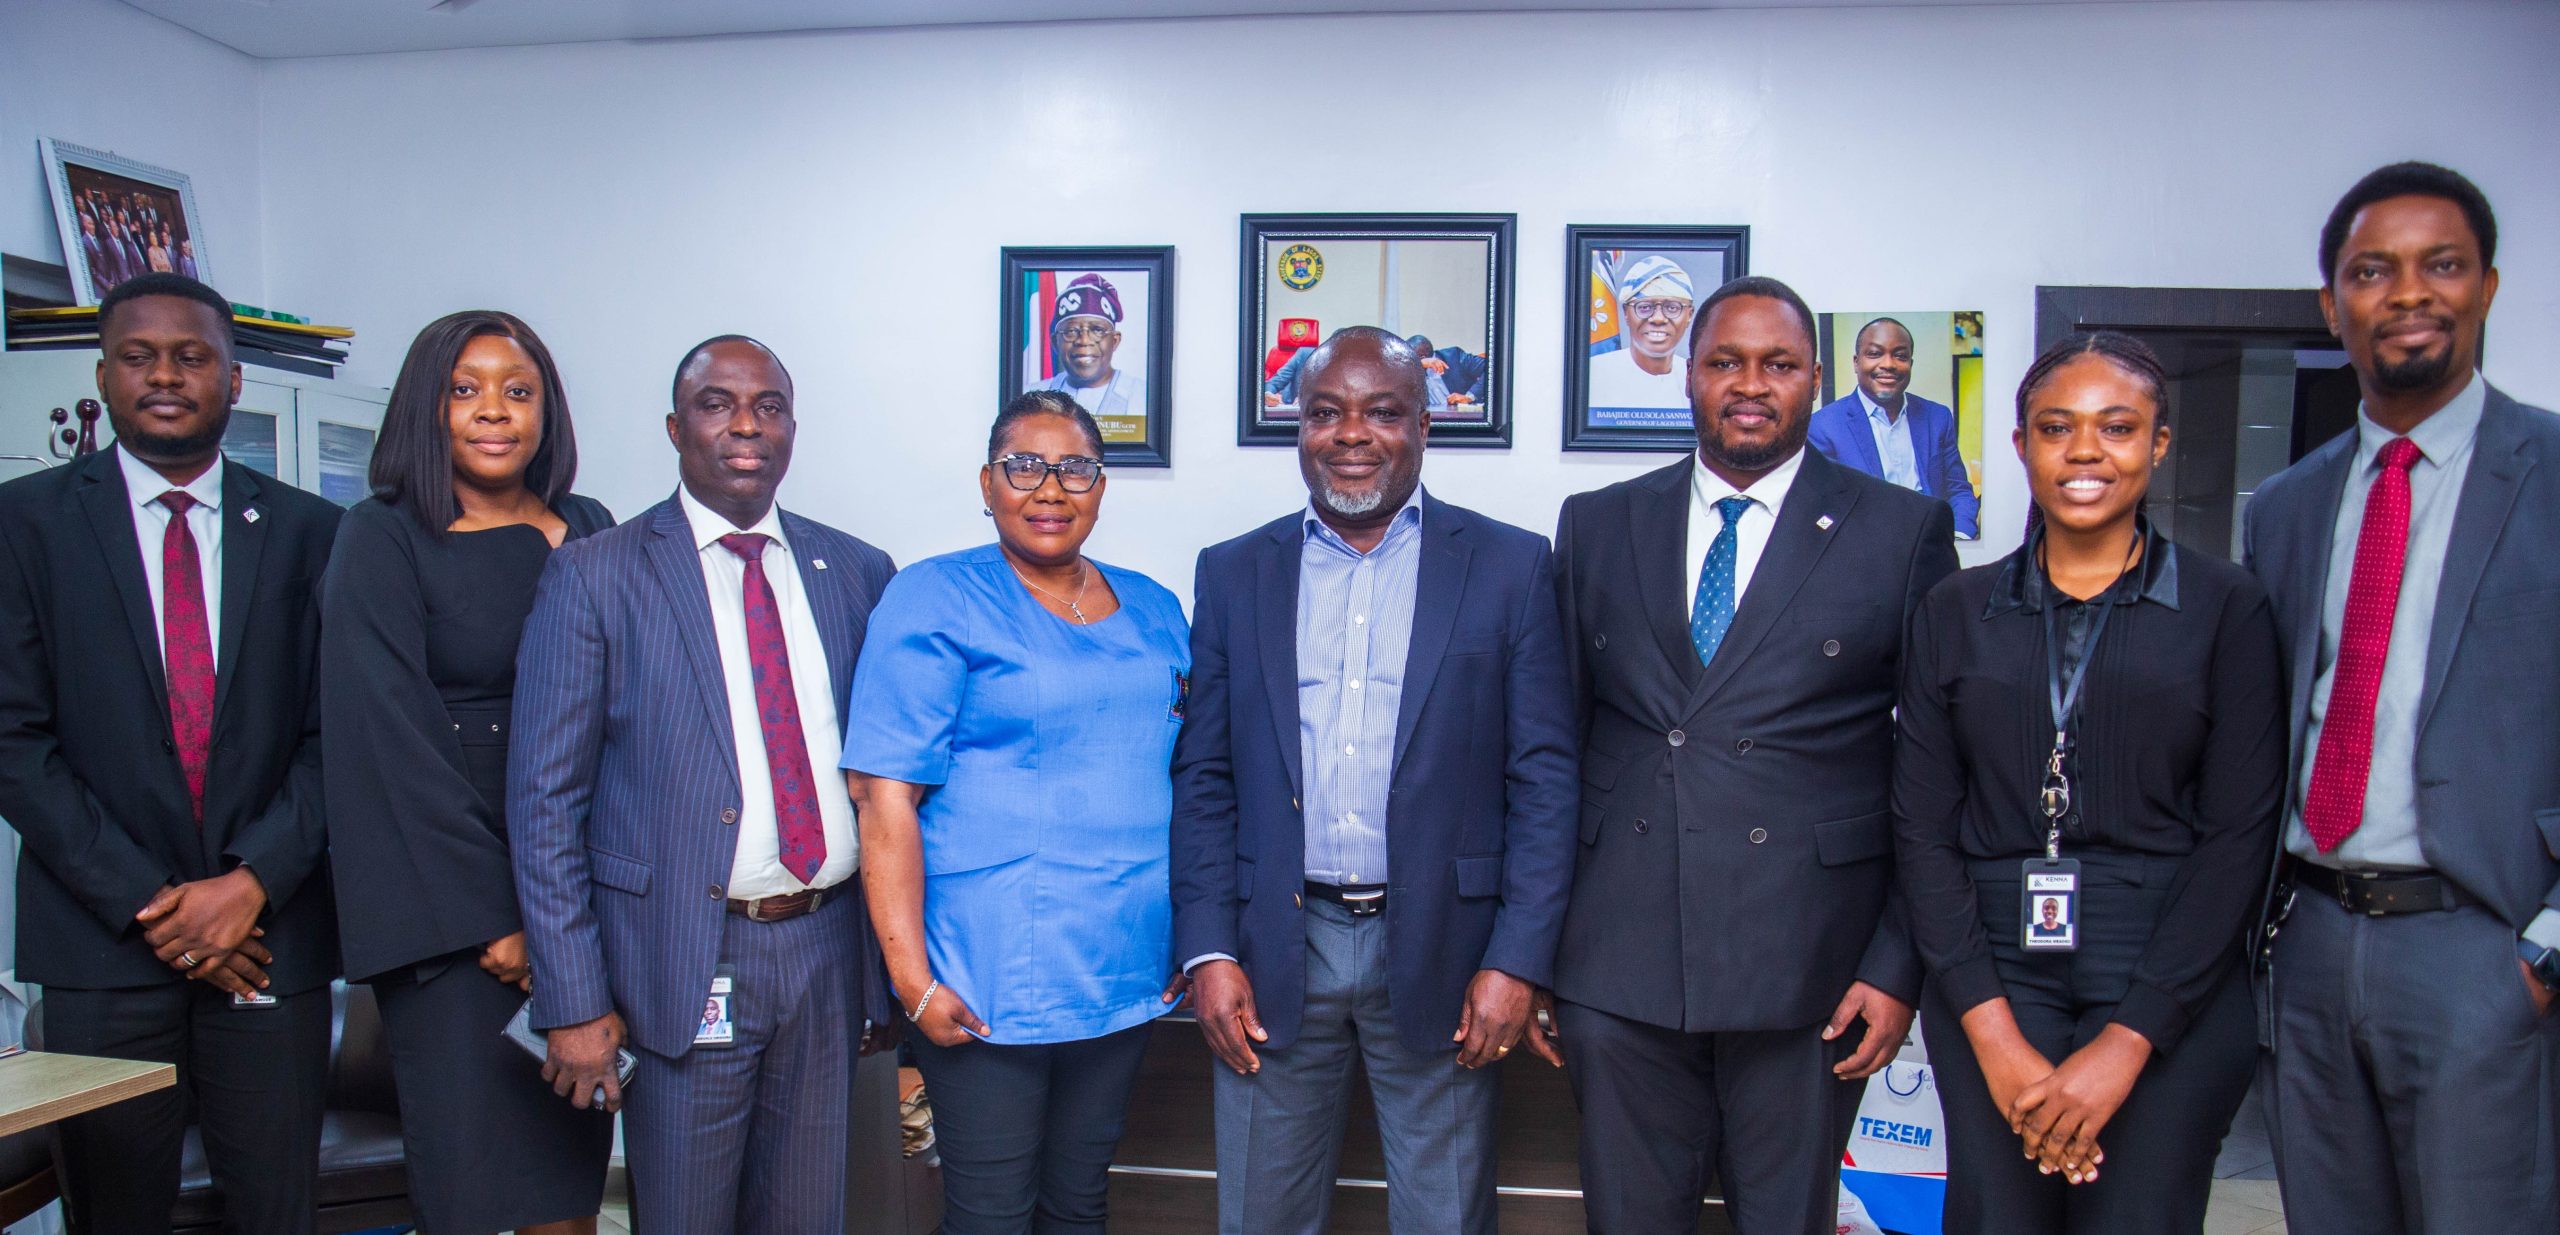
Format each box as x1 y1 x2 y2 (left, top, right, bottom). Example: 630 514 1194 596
2520 939 2560 995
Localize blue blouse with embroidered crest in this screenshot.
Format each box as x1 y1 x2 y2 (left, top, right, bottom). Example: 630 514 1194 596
839 544 1190 1044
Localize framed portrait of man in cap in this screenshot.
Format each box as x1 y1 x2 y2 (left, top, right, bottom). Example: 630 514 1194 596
999 245 1174 467
1562 224 1750 452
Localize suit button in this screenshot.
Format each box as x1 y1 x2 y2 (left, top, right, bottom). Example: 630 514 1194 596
1735 738 1753 753
1634 819 1650 835
709 884 725 900
1667 730 1687 747
720 807 739 825
1594 634 1608 650
1822 639 1841 657
1749 828 1768 844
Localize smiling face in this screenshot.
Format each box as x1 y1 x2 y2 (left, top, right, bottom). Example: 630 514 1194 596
1686 294 1818 486
667 339 795 528
2041 900 2061 926
1854 319 1915 409
2014 353 2169 540
982 413 1107 569
1624 292 1694 364
445 333 546 496
2322 193 2497 400
1297 335 1428 525
97 294 239 476
1051 314 1121 386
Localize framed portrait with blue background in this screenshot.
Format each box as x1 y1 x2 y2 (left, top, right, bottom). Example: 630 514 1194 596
1562 224 1749 452
999 245 1174 468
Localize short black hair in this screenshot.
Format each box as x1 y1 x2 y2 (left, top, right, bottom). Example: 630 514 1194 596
1854 317 1912 348
1688 275 1819 356
1300 325 1428 408
97 272 232 352
2015 330 2169 427
988 388 1106 460
371 310 580 536
671 334 793 409
2319 161 2497 283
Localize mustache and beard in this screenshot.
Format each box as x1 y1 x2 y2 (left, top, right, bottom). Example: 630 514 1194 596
120 396 232 463
2370 313 2460 393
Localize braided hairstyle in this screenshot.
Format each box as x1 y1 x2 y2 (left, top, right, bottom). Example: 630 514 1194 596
2015 331 2169 539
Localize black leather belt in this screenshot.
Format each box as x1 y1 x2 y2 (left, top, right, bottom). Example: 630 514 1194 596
2293 862 2475 917
1304 882 1386 917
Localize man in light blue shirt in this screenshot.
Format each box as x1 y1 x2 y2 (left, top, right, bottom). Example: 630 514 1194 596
1806 317 1981 537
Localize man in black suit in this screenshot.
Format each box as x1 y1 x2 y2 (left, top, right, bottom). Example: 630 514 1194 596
0 273 340 1234
1546 276 1957 1235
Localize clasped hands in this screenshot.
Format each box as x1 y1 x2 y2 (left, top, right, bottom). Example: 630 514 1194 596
1965 999 2151 1185
136 866 270 997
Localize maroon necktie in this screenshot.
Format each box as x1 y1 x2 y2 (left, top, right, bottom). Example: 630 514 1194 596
2302 437 2422 853
719 533 826 884
157 492 215 823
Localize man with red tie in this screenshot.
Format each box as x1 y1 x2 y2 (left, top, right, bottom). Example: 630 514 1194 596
2246 162 2560 1234
510 335 901 1231
0 273 340 1232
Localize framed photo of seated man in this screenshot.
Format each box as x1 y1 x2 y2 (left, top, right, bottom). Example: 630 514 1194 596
1561 223 1749 452
999 245 1175 467
1237 213 1515 447
1812 309 1987 539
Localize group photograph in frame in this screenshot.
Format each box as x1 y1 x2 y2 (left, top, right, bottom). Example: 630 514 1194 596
998 245 1174 467
42 138 209 306
1237 212 1515 447
1811 309 1988 539
1562 224 1748 452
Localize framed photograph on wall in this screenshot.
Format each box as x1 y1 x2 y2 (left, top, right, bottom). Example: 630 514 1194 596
1814 309 1988 539
41 138 211 306
1238 213 1515 447
1562 224 1749 452
999 245 1174 467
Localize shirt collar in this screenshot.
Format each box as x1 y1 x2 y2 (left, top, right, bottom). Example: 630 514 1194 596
1302 485 1426 552
1988 515 2180 616
677 484 788 555
117 444 223 514
1857 389 1908 426
2356 370 2485 469
1692 444 1805 519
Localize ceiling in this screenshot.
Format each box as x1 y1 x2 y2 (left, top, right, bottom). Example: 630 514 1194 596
120 0 2155 59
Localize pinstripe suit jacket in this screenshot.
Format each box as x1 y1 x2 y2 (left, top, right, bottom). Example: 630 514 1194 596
508 495 898 1058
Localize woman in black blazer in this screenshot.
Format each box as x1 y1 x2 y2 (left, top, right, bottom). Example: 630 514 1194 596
1891 332 2287 1233
321 311 613 1235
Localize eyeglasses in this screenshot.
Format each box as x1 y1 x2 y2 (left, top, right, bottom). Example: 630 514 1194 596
995 453 1104 493
1625 297 1693 322
1052 322 1115 344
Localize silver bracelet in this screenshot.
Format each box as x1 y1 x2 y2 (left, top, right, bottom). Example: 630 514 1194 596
907 980 939 1023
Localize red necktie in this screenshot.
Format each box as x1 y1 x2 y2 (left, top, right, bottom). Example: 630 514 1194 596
157 492 215 824
719 533 826 884
2302 437 2422 853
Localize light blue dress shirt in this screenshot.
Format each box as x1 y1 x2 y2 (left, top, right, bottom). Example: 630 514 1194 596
839 545 1191 1044
1298 489 1425 886
1860 390 1923 491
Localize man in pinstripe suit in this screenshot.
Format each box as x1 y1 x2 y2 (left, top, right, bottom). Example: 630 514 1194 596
510 336 900 1233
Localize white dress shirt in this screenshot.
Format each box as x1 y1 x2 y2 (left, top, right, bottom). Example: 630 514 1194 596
679 487 860 899
1859 390 1923 491
117 445 223 667
1682 444 1805 620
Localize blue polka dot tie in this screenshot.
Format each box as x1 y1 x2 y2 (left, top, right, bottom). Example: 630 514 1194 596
1690 496 1753 668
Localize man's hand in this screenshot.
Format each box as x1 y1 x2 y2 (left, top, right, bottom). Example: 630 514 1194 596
2523 958 2556 1019
1453 969 1535 1069
186 932 272 998
479 931 533 991
2011 1024 2150 1183
139 867 268 971
1191 960 1266 1075
544 1012 628 1112
1522 988 1566 1067
1824 980 1913 1080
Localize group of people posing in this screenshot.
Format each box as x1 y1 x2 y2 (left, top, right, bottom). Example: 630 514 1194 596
3 156 2552 1235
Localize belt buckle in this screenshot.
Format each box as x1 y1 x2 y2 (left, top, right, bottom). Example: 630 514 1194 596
2337 870 2384 917
1341 889 1384 917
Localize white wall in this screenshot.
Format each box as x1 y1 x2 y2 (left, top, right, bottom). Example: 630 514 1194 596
0 0 265 304
67 0 2560 596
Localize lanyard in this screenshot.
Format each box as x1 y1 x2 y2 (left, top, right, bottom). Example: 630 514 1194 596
2036 535 2142 860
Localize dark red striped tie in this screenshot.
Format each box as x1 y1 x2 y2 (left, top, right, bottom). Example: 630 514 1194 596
2303 437 2422 853
719 533 826 883
157 492 215 823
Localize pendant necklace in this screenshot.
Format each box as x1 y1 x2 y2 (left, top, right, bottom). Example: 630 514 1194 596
1012 557 1093 625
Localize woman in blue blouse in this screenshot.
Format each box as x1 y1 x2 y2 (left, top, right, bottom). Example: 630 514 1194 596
843 390 1190 1235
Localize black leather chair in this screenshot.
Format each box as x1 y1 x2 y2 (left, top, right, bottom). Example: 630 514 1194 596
0 1126 59 1228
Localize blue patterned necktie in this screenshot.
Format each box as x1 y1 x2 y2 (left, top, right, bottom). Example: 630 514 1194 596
1690 496 1754 667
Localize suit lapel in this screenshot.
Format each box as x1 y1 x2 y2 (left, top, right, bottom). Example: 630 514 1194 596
1630 460 1703 690
643 498 741 758
1392 500 1470 773
1256 521 1305 796
781 511 863 718
1685 450 1855 719
211 462 267 723
2417 390 2532 734
1842 405 1886 478
75 449 169 709
2282 438 2355 780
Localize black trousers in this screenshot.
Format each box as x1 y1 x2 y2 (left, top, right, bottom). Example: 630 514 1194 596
1922 852 2257 1235
45 981 331 1235
1557 999 1861 1235
908 1021 1152 1235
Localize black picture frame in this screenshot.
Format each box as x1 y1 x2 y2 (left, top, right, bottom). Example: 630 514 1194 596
1237 212 1515 447
1562 224 1750 452
998 245 1174 468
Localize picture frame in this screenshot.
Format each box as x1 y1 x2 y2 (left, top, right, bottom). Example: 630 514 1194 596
1237 213 1515 447
41 138 211 306
1562 224 1750 452
998 245 1174 468
1813 309 1988 540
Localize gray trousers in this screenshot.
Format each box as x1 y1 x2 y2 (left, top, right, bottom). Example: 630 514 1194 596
2264 887 2560 1233
1212 897 1500 1235
622 893 860 1235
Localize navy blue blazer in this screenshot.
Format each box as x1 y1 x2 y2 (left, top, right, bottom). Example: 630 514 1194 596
2244 384 2560 937
508 495 898 1058
1809 392 1980 538
1170 493 1579 1054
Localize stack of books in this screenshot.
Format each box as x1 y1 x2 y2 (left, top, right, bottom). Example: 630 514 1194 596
7 305 354 378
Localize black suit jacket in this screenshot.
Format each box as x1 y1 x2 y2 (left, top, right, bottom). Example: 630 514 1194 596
1552 449 1957 1031
0 448 341 994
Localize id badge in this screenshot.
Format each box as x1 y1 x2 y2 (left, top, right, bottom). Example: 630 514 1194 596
230 990 280 1009
2021 858 2081 952
694 964 737 1048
